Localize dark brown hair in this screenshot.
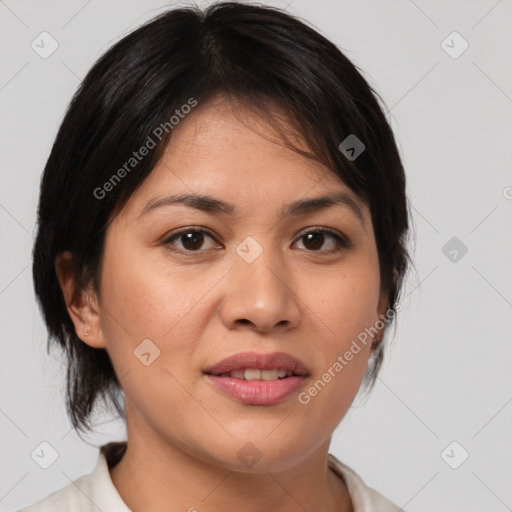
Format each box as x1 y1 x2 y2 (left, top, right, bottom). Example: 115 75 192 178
32 1 410 433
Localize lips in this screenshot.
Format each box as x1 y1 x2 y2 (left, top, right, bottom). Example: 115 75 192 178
203 352 310 405
203 351 310 378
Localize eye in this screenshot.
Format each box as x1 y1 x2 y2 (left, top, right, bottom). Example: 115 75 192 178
163 227 349 253
293 228 350 252
163 228 221 252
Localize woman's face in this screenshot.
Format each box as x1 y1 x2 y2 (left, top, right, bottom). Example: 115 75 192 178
88 96 387 472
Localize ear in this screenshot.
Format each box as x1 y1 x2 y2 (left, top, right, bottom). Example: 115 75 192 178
377 288 389 318
55 251 106 349
371 289 390 351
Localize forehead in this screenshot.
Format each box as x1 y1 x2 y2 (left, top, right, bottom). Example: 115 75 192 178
120 95 366 220
163 96 323 176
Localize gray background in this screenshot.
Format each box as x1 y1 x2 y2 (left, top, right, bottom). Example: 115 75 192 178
1 1 511 511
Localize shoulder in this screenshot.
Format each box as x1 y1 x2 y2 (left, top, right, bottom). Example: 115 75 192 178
17 470 97 512
327 453 402 512
17 442 130 512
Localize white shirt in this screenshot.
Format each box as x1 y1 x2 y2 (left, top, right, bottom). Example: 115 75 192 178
18 442 401 512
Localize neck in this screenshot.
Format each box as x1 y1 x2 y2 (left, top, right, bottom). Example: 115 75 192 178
109 420 352 512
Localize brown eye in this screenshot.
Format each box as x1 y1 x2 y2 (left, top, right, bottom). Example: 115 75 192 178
293 229 350 252
164 229 220 252
302 232 325 250
180 231 204 250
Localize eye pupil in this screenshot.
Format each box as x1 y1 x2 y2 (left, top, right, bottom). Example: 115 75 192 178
182 231 204 250
303 232 324 250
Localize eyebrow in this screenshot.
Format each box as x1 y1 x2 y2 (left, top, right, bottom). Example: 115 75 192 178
138 191 364 223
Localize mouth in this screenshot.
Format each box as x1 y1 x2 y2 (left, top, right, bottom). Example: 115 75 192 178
203 351 310 405
207 368 301 380
203 350 309 378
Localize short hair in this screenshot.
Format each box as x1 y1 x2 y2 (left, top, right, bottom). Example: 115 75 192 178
32 1 410 433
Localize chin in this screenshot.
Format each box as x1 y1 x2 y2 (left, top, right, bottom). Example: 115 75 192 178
200 434 321 474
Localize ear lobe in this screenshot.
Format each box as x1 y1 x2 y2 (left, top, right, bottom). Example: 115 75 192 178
371 290 390 351
54 251 106 349
377 292 389 319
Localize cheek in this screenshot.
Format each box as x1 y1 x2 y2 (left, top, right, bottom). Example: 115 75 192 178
97 240 224 387
294 273 379 439
96 246 209 417
308 258 381 346
299 255 380 399
99 243 201 340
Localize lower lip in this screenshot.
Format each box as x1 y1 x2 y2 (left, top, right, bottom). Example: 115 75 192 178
204 374 307 405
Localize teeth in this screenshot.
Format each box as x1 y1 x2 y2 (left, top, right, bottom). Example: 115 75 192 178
229 369 245 379
218 368 292 380
261 369 279 381
244 369 262 381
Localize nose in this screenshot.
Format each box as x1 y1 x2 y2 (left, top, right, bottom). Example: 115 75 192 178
219 249 301 334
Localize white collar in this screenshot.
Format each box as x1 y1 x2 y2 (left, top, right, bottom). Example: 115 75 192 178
25 442 398 512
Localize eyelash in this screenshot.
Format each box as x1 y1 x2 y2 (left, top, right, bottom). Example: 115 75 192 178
162 226 351 254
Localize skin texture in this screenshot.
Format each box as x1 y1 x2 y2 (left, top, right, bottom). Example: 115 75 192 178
56 95 388 512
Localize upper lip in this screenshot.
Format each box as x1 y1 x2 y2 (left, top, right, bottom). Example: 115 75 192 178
204 351 310 376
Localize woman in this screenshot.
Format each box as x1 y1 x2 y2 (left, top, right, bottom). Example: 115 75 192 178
23 2 410 511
